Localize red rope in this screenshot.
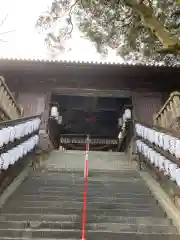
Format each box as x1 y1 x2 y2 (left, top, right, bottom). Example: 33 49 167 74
82 143 89 240
81 166 88 240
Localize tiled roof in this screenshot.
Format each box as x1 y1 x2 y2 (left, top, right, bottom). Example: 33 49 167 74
0 57 178 68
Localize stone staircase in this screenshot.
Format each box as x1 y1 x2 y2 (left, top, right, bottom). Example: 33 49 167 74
0 151 179 239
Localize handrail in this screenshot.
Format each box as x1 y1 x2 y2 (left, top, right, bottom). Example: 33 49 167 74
135 121 180 199
0 76 22 120
157 92 180 117
0 76 21 115
135 119 180 139
154 91 180 128
0 114 42 128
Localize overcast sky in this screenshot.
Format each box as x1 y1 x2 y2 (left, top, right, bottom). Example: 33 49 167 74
0 0 122 62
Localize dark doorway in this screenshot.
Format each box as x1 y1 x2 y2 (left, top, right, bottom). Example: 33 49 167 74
50 94 132 138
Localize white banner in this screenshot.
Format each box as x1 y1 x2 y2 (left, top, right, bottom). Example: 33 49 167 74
60 137 117 145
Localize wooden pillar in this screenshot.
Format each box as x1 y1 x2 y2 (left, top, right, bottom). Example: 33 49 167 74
40 92 51 131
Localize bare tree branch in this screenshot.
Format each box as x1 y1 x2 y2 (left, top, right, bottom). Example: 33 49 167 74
66 0 78 35
0 39 7 43
0 14 8 28
0 30 15 36
0 15 16 43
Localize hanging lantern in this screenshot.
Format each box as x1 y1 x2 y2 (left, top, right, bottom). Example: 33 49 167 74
50 106 59 118
124 109 131 120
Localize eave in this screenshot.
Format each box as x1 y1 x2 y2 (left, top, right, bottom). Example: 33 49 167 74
0 58 180 93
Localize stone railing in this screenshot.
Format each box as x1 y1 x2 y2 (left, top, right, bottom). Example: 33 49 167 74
0 76 22 121
154 91 180 130
135 122 180 205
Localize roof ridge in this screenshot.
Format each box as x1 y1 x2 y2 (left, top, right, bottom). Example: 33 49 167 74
0 57 179 68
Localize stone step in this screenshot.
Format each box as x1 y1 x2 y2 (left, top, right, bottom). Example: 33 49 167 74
10 195 159 205
23 177 145 183
0 221 81 230
11 192 155 199
0 221 177 234
27 178 141 184
52 150 126 155
0 229 81 239
87 215 172 225
46 165 134 171
32 169 139 175
0 239 78 240
4 200 156 210
13 191 152 199
16 184 151 192
87 223 178 234
30 173 142 179
24 178 144 183
17 186 151 194
19 178 147 185
0 214 171 226
32 169 140 177
9 194 157 205
0 229 179 239
20 183 147 189
0 213 80 222
0 237 178 240
85 232 180 240
0 207 165 217
21 181 147 188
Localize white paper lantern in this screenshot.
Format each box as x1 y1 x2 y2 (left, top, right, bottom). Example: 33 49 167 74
6 127 12 144
135 124 140 135
158 156 166 171
9 127 15 142
163 135 170 151
3 128 10 145
154 153 160 167
159 133 165 148
51 106 59 119
169 163 178 181
20 124 25 137
164 160 171 176
175 139 180 158
169 136 176 155
175 168 180 187
14 147 20 162
1 153 10 170
33 135 39 146
17 125 22 138
124 109 131 120
0 129 6 147
9 150 15 165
